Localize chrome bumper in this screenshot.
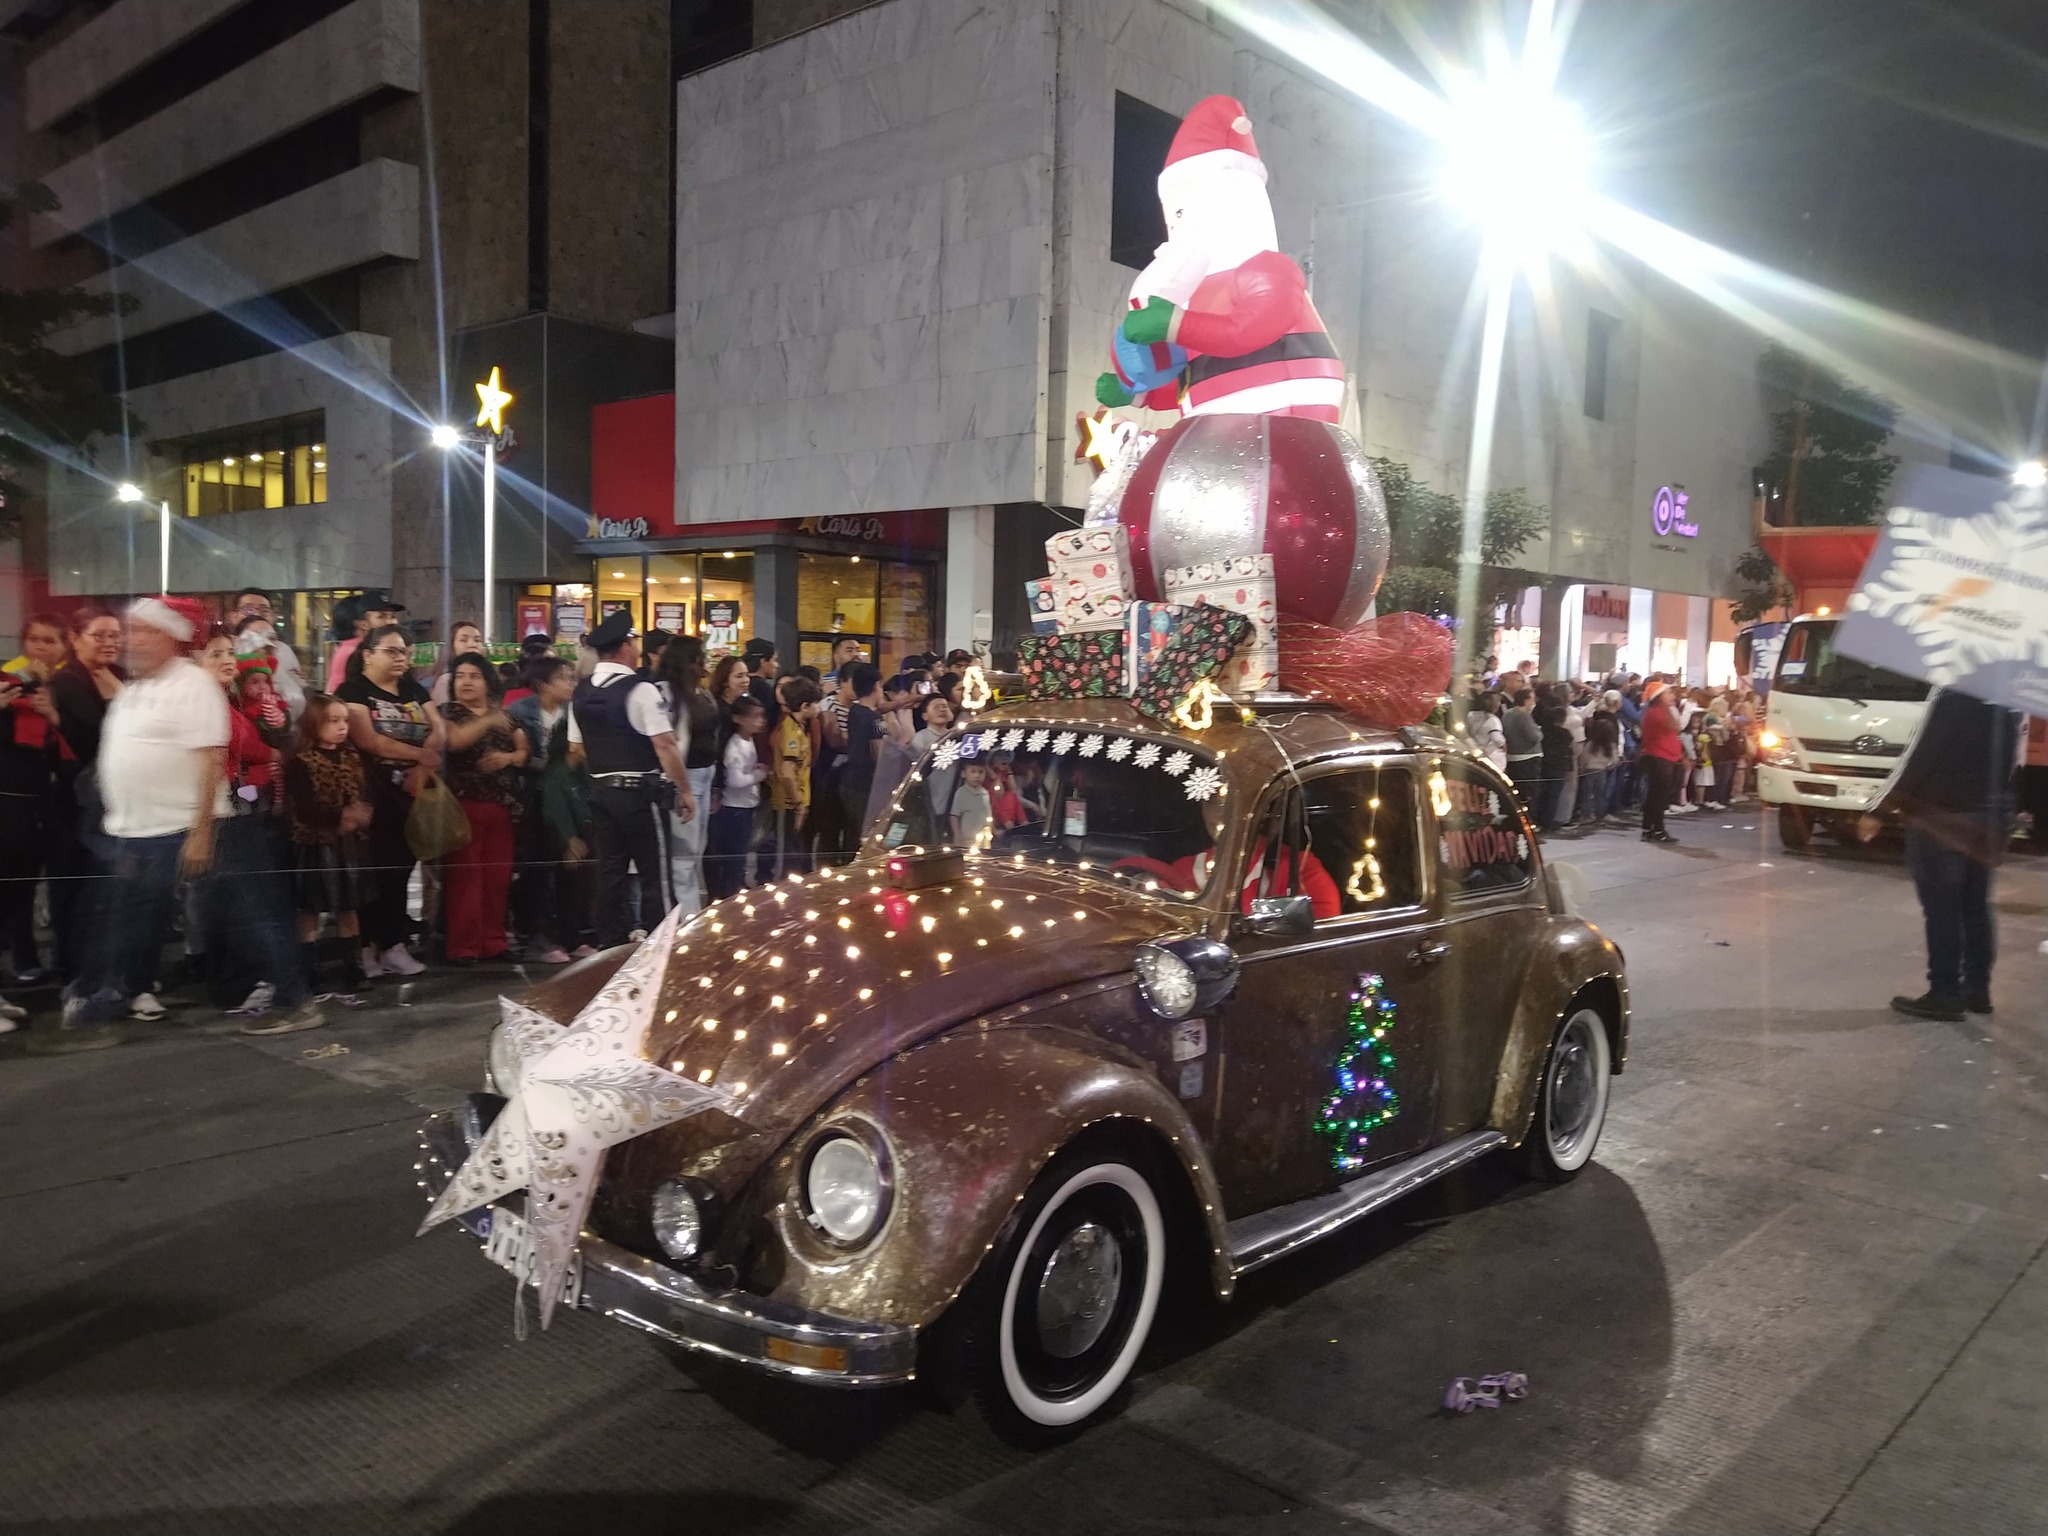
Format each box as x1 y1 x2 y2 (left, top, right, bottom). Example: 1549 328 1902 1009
417 1105 917 1387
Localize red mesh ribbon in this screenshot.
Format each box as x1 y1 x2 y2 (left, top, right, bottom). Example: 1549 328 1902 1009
1278 611 1454 727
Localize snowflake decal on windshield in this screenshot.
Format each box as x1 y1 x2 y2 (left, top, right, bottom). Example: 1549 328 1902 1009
1051 731 1079 755
1105 736 1134 761
930 738 962 770
1132 741 1162 769
1162 750 1193 777
1182 765 1224 801
1078 734 1106 757
1026 729 1051 753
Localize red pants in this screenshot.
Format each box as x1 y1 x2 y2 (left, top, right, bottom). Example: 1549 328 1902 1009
445 799 514 960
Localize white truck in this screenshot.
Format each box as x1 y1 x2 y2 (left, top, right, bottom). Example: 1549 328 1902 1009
1753 613 1930 850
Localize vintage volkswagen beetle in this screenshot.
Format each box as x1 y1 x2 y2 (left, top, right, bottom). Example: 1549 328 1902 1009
419 696 1626 1439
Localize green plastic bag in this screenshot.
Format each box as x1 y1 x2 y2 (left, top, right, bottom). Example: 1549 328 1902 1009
405 774 472 862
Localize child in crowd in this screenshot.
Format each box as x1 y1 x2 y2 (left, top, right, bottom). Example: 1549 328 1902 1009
285 693 374 1003
769 677 821 879
952 759 994 848
987 751 1028 831
708 694 769 898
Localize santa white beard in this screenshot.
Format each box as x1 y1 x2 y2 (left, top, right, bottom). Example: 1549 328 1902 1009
1129 166 1281 310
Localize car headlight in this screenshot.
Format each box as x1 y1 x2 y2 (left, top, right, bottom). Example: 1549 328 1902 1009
486 1021 521 1093
803 1132 888 1245
1132 936 1240 1020
1758 729 1802 769
651 1178 706 1262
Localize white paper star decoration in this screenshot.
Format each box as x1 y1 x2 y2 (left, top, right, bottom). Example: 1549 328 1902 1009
419 907 738 1328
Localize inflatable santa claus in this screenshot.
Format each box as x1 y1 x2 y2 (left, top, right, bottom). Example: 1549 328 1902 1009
1097 95 1344 422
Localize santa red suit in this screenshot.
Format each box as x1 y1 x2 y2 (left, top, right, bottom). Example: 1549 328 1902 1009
1101 96 1344 423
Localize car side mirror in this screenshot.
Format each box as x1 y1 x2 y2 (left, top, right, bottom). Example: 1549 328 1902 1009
1236 894 1315 937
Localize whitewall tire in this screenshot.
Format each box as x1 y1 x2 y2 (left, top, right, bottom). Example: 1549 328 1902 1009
1524 1006 1612 1182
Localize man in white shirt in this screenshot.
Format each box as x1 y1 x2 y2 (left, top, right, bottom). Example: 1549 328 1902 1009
65 598 227 1028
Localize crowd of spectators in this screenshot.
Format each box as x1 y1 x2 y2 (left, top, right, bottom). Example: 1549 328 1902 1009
1466 655 1766 845
0 589 984 1041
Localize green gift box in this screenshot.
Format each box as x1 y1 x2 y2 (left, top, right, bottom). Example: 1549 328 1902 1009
1016 631 1129 700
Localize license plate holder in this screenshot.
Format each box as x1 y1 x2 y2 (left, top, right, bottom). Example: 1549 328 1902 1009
478 1206 583 1309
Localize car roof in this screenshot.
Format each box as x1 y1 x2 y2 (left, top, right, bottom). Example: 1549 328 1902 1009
973 694 1467 786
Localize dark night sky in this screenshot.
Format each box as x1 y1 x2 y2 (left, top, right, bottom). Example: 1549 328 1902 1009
1555 0 2048 357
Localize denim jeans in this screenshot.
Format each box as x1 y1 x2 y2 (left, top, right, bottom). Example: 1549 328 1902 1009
667 764 715 916
1904 824 1994 1000
200 814 311 1009
71 830 186 1021
1573 767 1610 823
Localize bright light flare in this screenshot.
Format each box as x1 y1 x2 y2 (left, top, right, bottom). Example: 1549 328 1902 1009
2013 460 2046 488
115 482 144 502
429 423 461 449
1437 73 1592 272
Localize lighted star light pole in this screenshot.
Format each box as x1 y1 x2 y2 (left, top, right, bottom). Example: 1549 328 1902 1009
115 480 171 596
432 365 515 647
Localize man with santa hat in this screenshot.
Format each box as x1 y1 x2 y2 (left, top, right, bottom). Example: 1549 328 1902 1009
1097 95 1343 423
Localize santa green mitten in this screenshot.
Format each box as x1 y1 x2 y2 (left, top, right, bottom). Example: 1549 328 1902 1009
1119 295 1177 346
1094 372 1135 407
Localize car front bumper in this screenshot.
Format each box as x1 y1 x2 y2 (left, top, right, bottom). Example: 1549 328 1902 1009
417 1103 917 1387
1756 763 1885 814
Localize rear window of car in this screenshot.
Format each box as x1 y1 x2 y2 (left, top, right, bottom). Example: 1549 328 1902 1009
1435 758 1534 895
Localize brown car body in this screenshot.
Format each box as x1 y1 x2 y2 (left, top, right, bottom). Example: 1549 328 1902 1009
429 696 1627 1388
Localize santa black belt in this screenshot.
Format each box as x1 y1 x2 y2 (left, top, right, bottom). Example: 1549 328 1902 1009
1187 331 1339 385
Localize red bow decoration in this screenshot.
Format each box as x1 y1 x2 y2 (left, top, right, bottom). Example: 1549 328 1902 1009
1277 611 1453 728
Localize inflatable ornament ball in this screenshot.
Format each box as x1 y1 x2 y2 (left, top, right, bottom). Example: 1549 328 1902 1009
1117 413 1391 631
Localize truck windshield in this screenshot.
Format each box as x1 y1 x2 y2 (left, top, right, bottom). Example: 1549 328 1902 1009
1772 619 1929 701
881 724 1221 900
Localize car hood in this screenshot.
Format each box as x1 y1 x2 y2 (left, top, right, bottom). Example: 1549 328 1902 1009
598 859 1202 1202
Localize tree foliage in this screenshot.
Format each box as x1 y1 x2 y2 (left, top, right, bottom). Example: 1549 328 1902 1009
1368 456 1548 619
1729 542 1794 625
0 182 138 538
1755 342 1899 527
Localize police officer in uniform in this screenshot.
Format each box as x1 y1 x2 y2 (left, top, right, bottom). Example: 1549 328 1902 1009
569 611 696 947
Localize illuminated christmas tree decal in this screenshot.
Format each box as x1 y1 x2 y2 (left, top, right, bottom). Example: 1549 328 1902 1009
1315 972 1401 1172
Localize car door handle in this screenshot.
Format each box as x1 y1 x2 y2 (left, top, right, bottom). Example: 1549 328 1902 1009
1409 939 1451 967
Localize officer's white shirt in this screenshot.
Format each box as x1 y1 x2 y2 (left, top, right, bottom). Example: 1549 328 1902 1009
567 661 674 749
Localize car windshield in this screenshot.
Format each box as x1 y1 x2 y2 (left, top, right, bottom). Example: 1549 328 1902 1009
1772 619 1930 702
880 723 1224 901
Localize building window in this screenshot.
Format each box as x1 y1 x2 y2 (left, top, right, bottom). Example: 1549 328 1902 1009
168 411 328 518
1111 93 1179 269
1583 310 1617 421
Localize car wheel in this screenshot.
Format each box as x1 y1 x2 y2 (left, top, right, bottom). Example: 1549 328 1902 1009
963 1148 1166 1443
1523 1006 1613 1183
1778 804 1814 851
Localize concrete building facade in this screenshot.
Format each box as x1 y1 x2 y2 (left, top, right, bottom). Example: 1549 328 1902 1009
3 0 675 654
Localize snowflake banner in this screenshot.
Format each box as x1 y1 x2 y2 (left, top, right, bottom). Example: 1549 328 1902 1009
1834 470 2048 712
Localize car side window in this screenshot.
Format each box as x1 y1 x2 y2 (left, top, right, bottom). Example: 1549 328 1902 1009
1435 758 1535 895
1301 765 1422 918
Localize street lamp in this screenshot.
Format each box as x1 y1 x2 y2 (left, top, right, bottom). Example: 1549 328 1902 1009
1435 69 1593 275
431 366 516 647
116 480 171 596
2012 460 2046 488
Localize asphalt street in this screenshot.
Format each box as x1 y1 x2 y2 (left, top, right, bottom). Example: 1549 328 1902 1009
2 814 2043 1536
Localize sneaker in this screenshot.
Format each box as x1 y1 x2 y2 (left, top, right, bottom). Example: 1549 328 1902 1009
359 947 385 979
240 999 326 1037
1890 992 1964 1022
9 966 50 986
1965 994 1993 1017
533 947 571 965
0 998 25 1022
377 945 426 977
1642 830 1676 844
128 992 168 1022
0 1011 18 1034
628 928 649 944
571 945 596 960
228 982 276 1018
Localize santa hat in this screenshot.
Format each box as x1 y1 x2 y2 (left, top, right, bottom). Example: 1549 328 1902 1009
1158 95 1267 203
129 596 201 644
235 654 275 681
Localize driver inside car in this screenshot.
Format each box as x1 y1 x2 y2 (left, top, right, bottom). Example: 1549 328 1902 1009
1113 795 1342 919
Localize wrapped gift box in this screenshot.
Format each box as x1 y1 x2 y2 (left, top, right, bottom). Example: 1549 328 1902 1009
1163 554 1278 648
1024 577 1059 635
1131 603 1254 720
1016 630 1129 700
1125 601 1187 693
1219 643 1280 696
1048 526 1135 633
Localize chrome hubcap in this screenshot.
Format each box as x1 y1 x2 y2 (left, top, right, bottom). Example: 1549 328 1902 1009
1548 1017 1598 1157
1035 1220 1123 1358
